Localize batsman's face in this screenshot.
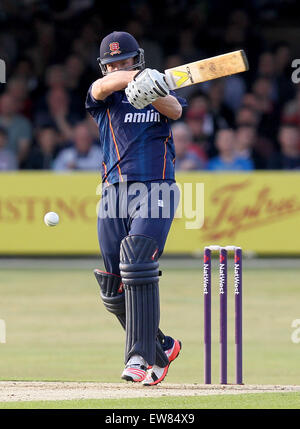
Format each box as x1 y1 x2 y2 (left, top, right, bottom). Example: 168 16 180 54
106 57 135 73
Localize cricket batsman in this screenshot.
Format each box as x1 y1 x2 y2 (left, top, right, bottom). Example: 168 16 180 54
86 31 186 385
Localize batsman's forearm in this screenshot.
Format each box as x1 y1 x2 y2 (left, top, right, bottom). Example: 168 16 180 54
152 95 182 120
92 71 138 100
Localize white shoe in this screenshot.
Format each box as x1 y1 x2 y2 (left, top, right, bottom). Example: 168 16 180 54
121 355 148 382
142 339 181 386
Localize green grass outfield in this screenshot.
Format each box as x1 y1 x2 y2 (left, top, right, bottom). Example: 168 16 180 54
0 392 300 409
0 260 300 408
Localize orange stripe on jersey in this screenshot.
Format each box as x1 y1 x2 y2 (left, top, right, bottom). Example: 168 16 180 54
107 108 123 182
162 132 171 179
102 161 110 185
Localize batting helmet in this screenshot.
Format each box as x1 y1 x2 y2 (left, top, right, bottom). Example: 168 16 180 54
97 31 145 75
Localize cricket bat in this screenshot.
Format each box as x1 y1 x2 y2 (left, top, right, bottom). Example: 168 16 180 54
164 50 249 90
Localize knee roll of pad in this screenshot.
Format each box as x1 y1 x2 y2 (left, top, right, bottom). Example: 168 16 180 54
119 235 160 285
94 269 125 317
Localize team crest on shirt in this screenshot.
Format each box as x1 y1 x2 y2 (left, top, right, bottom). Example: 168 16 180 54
109 42 121 55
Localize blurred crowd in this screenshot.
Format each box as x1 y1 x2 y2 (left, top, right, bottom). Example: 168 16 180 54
0 0 300 172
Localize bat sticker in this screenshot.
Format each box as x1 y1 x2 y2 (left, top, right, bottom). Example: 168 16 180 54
171 70 191 87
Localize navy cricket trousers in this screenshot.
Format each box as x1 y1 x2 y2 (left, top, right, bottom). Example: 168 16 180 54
97 180 180 275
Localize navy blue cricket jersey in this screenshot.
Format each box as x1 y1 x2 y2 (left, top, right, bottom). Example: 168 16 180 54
85 86 187 185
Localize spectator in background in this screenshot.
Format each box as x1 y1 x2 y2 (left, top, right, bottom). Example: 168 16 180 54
187 83 234 158
241 83 279 143
71 19 100 71
207 128 253 171
164 54 183 70
65 54 85 82
28 17 57 77
208 79 235 128
7 77 33 119
252 77 275 112
223 74 247 112
222 8 264 71
45 64 67 90
0 92 32 168
273 41 295 105
268 124 300 169
34 87 82 142
33 63 67 115
185 93 213 154
184 4 209 52
185 104 207 145
64 53 92 102
235 105 260 128
274 41 292 77
235 125 266 169
177 27 204 64
0 31 17 74
25 126 59 170
35 64 84 120
235 105 275 161
223 20 247 53
281 85 300 127
72 35 97 72
201 74 245 116
256 51 278 101
53 122 102 171
250 77 280 141
240 92 261 112
0 127 17 171
14 56 39 94
172 122 206 171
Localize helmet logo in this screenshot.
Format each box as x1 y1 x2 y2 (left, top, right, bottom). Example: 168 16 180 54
109 42 121 55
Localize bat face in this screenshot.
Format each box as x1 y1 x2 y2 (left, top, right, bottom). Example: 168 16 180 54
164 50 249 90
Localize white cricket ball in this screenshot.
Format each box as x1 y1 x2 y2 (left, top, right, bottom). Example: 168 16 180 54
44 211 59 227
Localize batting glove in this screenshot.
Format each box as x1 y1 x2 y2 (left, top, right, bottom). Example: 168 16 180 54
125 68 170 109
